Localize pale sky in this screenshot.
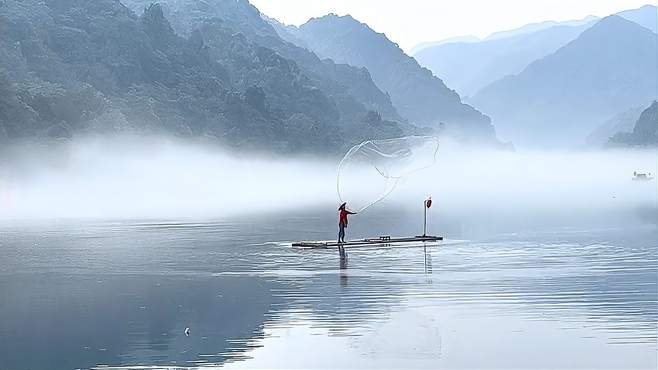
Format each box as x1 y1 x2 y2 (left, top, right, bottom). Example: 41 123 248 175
251 0 653 52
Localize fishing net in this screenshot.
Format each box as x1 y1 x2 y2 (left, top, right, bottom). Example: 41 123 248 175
337 136 439 213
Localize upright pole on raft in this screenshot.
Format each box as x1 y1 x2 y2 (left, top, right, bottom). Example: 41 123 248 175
423 200 427 237
423 197 432 237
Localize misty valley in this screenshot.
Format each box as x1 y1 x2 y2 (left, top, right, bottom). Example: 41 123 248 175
0 1 656 369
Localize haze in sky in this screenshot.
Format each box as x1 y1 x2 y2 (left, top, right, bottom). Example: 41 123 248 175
252 0 652 52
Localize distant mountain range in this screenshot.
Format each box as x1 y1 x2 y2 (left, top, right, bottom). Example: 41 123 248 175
1 0 654 151
276 14 497 143
413 17 598 97
485 16 600 41
410 36 480 55
470 15 657 147
411 15 599 56
411 4 657 147
413 5 656 100
609 101 658 147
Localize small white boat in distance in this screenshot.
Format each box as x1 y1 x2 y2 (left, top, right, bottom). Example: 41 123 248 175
633 171 654 181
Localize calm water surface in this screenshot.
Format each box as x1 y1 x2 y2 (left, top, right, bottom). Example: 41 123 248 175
1 209 656 369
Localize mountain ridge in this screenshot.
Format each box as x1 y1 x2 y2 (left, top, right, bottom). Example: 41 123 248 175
284 13 498 143
121 0 405 124
414 17 597 97
618 4 657 33
471 15 658 147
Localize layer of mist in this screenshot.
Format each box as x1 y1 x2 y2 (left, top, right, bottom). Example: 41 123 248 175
0 137 655 230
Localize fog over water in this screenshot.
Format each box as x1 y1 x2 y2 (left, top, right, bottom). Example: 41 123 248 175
1 137 656 370
0 137 655 227
1 0 656 367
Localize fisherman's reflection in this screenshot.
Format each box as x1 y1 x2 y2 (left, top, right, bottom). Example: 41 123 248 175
339 245 348 287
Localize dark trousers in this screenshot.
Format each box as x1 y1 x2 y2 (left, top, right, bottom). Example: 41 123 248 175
338 224 345 242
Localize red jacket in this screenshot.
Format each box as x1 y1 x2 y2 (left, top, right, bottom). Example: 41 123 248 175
339 209 355 226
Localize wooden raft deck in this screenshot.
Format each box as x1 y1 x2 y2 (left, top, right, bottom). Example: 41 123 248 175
292 235 443 248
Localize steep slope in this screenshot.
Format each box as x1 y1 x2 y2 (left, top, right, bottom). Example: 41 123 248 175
0 0 406 153
121 0 404 124
618 4 658 33
471 16 658 147
414 17 596 97
609 101 658 146
287 14 496 142
586 105 645 146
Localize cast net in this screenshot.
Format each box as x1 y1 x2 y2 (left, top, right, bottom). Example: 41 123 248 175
336 136 439 213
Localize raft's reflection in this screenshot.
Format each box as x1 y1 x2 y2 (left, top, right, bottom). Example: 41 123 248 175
424 245 433 284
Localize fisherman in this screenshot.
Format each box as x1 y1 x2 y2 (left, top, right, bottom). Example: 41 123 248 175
338 202 356 244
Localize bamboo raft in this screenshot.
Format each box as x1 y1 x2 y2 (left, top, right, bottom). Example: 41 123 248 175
292 235 443 248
